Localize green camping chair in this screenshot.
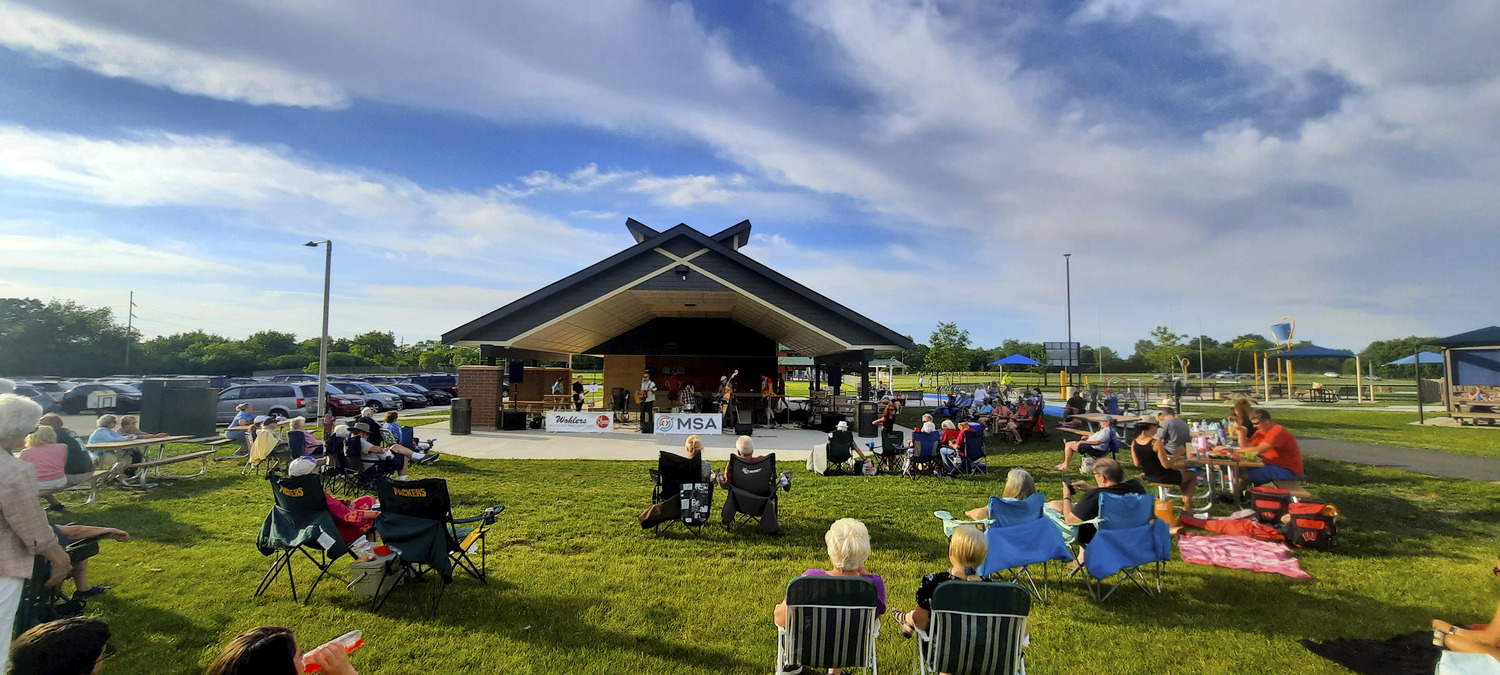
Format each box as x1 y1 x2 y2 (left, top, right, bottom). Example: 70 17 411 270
255 472 349 604
915 581 1031 675
776 575 880 674
372 477 503 614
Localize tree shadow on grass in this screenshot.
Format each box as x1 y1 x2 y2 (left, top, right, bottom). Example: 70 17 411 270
55 503 208 546
1303 459 1500 556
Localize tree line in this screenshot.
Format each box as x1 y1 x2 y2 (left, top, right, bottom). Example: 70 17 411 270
885 321 1444 379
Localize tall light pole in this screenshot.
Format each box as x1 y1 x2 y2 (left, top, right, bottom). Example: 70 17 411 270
305 240 332 417
1064 253 1073 388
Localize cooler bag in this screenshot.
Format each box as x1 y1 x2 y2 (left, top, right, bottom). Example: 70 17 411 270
1284 502 1339 552
1251 487 1292 525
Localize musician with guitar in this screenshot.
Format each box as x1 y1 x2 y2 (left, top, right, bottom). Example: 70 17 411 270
639 371 658 433
719 370 738 431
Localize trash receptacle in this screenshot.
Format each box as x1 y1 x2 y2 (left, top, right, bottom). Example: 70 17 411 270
450 398 472 435
856 401 879 438
140 378 216 438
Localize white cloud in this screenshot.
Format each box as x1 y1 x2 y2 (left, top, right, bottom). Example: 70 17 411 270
628 174 747 206
0 1 345 108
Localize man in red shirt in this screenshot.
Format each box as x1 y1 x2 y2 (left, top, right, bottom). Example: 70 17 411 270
1234 409 1303 485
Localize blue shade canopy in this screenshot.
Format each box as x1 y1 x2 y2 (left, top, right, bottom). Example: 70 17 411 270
1386 351 1444 365
990 354 1042 366
1431 326 1500 349
1272 345 1356 360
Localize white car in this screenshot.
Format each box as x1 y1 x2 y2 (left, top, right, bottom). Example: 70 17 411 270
1322 371 1341 378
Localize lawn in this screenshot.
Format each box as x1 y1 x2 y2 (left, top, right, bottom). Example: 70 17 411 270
47 428 1500 675
1186 402 1500 459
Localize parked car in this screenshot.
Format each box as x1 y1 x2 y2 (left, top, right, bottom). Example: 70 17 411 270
215 383 321 423
309 383 365 417
13 386 60 413
1323 371 1341 378
334 381 404 412
1367 374 1383 381
268 374 318 383
395 383 451 405
16 380 68 404
361 376 398 385
401 374 458 396
60 383 142 414
378 385 428 408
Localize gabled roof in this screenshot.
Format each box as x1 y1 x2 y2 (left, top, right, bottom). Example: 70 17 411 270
1432 326 1500 349
443 220 913 357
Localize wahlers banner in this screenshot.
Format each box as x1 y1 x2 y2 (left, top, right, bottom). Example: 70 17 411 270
653 413 723 435
546 411 615 433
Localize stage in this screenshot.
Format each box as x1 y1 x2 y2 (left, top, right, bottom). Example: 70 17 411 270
417 419 906 462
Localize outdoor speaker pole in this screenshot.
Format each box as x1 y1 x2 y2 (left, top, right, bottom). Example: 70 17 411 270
1415 353 1424 424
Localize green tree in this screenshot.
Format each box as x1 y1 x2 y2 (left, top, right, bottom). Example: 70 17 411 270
925 322 971 378
1144 326 1187 374
0 298 138 376
350 331 398 363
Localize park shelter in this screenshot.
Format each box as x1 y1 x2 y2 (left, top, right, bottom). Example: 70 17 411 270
443 219 913 427
1432 326 1500 418
1268 344 1360 400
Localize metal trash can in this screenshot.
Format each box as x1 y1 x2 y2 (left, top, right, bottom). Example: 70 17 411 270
856 401 879 438
450 398 472 435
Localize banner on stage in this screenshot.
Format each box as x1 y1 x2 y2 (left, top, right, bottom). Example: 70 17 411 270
546 411 615 433
654 413 722 435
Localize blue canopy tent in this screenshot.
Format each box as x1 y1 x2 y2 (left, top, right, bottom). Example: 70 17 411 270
1431 327 1500 424
1385 351 1443 366
989 353 1042 381
1270 345 1360 401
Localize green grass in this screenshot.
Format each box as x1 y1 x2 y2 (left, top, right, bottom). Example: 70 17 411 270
1181 403 1500 459
50 430 1500 674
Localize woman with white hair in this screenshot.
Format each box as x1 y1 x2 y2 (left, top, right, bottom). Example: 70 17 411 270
773 518 886 674
225 403 256 457
0 394 74 664
88 414 146 472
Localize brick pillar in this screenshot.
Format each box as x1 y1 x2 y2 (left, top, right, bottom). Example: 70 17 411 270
459 365 504 429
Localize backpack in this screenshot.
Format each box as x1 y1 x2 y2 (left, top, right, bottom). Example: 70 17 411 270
1282 502 1339 552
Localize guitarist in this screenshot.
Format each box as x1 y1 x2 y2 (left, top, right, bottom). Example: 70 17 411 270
720 371 738 431
639 371 658 433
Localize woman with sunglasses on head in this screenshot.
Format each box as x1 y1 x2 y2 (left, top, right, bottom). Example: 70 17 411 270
7 616 114 674
206 626 358 675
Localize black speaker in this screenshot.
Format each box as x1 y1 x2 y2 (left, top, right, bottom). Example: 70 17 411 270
735 423 753 436
501 410 527 431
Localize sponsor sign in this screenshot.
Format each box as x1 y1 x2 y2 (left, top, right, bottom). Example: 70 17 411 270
546 411 615 433
654 413 723 435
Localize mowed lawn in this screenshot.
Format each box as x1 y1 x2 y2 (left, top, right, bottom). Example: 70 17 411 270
44 420 1500 675
1187 403 1500 459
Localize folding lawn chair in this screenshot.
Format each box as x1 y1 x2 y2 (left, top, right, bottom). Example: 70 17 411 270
372 476 503 614
12 529 105 636
915 581 1030 675
977 494 1073 603
957 426 988 475
645 451 713 535
722 453 780 534
824 429 858 475
1079 492 1171 602
905 430 941 478
866 430 905 473
776 575 880 675
255 472 348 604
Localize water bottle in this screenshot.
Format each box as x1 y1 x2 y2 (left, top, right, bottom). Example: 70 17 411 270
302 630 363 673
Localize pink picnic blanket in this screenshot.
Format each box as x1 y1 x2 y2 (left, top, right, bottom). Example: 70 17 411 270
1178 534 1311 579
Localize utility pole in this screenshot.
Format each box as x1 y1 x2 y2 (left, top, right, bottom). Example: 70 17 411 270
124 291 138 372
1064 253 1073 388
306 240 333 417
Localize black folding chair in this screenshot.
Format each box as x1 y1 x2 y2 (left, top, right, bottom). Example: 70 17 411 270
647 451 712 535
916 581 1030 675
721 453 780 534
824 429 857 474
255 473 348 604
776 576 880 674
372 477 503 614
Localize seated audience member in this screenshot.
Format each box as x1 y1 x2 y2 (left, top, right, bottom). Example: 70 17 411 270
1053 417 1116 472
1129 418 1195 511
681 434 714 481
250 417 287 463
829 421 868 461
85 415 145 471
350 421 428 480
1062 391 1088 422
288 416 323 455
875 400 899 434
1232 409 1304 486
963 468 1037 527
6 616 114 675
1048 458 1144 550
37 414 93 492
206 625 359 675
972 386 990 407
937 420 963 474
21 426 70 512
225 403 256 457
1434 603 1500 662
288 457 379 561
53 522 129 599
380 411 435 452
919 413 937 434
0 394 73 664
1227 397 1256 447
890 524 991 637
116 415 167 439
773 518 885 675
722 436 791 492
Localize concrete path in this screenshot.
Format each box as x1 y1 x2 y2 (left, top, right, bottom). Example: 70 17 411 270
1299 437 1500 481
418 421 858 463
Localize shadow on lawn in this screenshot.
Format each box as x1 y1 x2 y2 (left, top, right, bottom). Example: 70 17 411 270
1306 460 1500 556
59 503 209 546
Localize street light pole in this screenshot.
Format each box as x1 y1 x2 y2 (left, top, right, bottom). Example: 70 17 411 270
306 240 332 418
1064 253 1072 387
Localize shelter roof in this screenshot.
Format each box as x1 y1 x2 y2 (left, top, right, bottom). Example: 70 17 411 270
443 220 914 357
990 354 1042 366
1386 351 1444 365
1431 326 1500 349
1272 345 1355 360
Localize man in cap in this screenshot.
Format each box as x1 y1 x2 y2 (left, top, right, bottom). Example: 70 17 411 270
1053 415 1117 472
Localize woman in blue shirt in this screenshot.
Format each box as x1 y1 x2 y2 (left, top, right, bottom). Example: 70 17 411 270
87 414 143 473
225 403 255 457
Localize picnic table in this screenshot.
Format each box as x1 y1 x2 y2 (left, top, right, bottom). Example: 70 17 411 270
86 435 214 488
1184 453 1265 510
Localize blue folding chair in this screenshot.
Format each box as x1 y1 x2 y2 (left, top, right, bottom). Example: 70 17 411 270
906 430 941 479
978 494 1073 602
1080 492 1171 601
957 426 988 475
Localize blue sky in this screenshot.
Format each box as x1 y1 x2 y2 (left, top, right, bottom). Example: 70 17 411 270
1 0 1496 353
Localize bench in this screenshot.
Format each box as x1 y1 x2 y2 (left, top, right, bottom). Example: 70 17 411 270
203 437 238 447
1271 479 1311 501
1450 411 1500 426
53 467 121 507
121 449 218 488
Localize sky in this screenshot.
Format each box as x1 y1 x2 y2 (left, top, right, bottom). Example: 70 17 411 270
0 0 1496 354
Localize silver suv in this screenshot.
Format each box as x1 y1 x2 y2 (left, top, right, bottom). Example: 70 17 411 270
216 383 320 422
332 381 404 412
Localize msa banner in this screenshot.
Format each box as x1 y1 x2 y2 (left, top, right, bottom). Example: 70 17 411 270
654 413 723 435
546 411 615 433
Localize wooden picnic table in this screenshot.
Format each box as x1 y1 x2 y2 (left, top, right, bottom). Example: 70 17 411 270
1184 453 1264 510
86 435 210 488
